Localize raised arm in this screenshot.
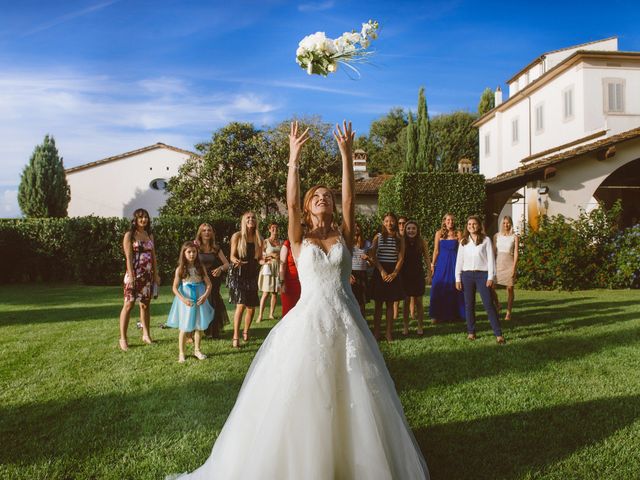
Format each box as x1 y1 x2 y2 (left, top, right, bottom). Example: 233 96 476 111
287 121 310 257
333 121 355 249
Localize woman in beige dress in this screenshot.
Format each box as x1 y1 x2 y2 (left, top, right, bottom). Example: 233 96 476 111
493 215 519 320
258 223 282 321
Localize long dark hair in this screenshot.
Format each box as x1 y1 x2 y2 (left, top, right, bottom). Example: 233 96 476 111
129 208 152 238
461 215 486 246
176 241 206 280
404 220 422 246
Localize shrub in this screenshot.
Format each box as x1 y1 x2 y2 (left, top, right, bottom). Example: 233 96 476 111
378 172 486 241
517 202 622 290
609 224 640 289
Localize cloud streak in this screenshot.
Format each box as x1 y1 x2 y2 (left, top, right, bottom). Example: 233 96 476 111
22 0 121 37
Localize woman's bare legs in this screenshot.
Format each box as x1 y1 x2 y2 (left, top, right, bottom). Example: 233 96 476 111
140 301 152 343
119 300 134 350
269 293 277 319
385 301 395 341
258 292 269 322
373 300 383 339
232 304 244 347
178 330 186 362
243 307 255 341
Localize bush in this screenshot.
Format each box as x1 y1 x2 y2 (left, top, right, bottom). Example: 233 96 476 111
1 213 385 285
609 224 640 289
517 203 622 290
378 172 486 241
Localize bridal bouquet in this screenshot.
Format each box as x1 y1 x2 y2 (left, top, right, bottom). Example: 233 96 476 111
295 20 379 77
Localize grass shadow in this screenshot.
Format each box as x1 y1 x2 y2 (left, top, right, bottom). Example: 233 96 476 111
417 394 640 480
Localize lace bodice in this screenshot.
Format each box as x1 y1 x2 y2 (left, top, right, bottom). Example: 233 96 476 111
297 237 352 300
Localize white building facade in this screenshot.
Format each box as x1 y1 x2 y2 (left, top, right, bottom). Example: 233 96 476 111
475 37 640 231
66 143 196 218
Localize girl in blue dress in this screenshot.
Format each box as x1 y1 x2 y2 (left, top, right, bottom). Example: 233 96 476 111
166 241 214 363
429 213 465 323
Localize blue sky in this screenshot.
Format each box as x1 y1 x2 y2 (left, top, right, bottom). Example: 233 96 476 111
1 0 639 217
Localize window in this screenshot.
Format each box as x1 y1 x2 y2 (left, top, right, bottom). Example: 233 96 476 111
512 118 519 144
563 87 574 120
604 79 625 113
535 104 544 133
150 178 168 190
484 133 490 156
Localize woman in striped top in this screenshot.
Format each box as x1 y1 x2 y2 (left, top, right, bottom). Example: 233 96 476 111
369 212 405 341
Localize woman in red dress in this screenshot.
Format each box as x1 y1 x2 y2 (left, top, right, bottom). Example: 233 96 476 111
279 239 301 316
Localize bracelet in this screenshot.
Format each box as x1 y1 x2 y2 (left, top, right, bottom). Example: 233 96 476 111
287 163 299 170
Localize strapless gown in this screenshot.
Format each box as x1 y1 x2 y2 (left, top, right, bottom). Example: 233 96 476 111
170 237 430 479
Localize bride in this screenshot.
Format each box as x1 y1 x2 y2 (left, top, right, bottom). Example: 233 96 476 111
171 121 429 479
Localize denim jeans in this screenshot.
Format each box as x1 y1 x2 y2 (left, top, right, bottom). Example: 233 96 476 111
460 270 502 337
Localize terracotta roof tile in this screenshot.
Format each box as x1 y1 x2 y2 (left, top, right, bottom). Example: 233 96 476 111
487 127 640 185
354 174 393 194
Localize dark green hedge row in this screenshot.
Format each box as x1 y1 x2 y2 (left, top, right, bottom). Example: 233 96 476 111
378 172 486 241
0 213 382 285
0 216 239 285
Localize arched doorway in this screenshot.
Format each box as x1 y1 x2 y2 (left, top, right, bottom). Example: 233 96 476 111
593 157 640 228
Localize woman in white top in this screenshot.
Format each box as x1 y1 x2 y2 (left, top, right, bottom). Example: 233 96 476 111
493 216 519 321
455 215 505 344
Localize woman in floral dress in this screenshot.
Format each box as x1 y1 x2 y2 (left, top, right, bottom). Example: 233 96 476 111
119 208 160 351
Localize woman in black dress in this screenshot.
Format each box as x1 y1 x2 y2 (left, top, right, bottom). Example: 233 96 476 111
195 223 230 338
228 212 263 348
400 220 430 336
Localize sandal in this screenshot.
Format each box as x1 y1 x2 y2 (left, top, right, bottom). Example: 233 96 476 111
242 331 249 342
496 336 506 345
231 338 240 349
467 333 476 341
416 328 424 336
142 335 153 345
194 350 207 360
119 338 129 352
505 311 512 321
178 353 186 363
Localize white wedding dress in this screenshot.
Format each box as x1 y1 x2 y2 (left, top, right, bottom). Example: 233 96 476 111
172 237 429 479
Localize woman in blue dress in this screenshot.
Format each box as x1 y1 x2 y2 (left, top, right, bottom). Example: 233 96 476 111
429 213 465 323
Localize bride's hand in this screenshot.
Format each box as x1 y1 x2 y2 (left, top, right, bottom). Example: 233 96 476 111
289 121 310 165
333 120 354 158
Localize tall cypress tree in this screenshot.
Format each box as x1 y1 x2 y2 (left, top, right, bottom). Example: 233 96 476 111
405 111 417 171
416 86 435 171
18 135 70 217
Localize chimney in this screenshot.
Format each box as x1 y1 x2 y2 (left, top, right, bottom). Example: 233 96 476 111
352 149 369 180
494 86 503 106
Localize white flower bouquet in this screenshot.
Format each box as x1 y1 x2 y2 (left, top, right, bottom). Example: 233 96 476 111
295 20 379 77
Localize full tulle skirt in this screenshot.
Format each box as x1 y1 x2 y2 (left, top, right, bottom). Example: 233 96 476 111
171 286 429 479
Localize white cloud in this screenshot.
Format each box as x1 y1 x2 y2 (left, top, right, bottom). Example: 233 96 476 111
0 188 20 218
22 0 122 37
0 69 280 187
297 1 335 12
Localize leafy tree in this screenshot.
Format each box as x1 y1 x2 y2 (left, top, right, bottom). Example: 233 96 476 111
430 111 479 171
357 108 407 175
161 122 265 219
161 118 341 219
478 87 495 115
18 135 70 218
405 111 417 171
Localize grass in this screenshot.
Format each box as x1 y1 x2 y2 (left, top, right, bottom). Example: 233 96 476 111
0 284 639 479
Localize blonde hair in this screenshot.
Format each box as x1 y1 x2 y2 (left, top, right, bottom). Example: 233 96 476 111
439 213 457 239
237 211 262 259
501 216 514 235
302 185 339 231
195 223 219 253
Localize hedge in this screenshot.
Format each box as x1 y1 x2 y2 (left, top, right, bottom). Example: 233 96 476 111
0 212 381 285
378 172 486 240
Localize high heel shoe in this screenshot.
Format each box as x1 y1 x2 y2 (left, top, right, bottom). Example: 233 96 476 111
231 338 240 349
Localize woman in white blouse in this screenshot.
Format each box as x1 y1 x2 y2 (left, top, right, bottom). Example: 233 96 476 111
455 216 505 344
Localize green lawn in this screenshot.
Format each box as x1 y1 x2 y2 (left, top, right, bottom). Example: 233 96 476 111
0 284 639 480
